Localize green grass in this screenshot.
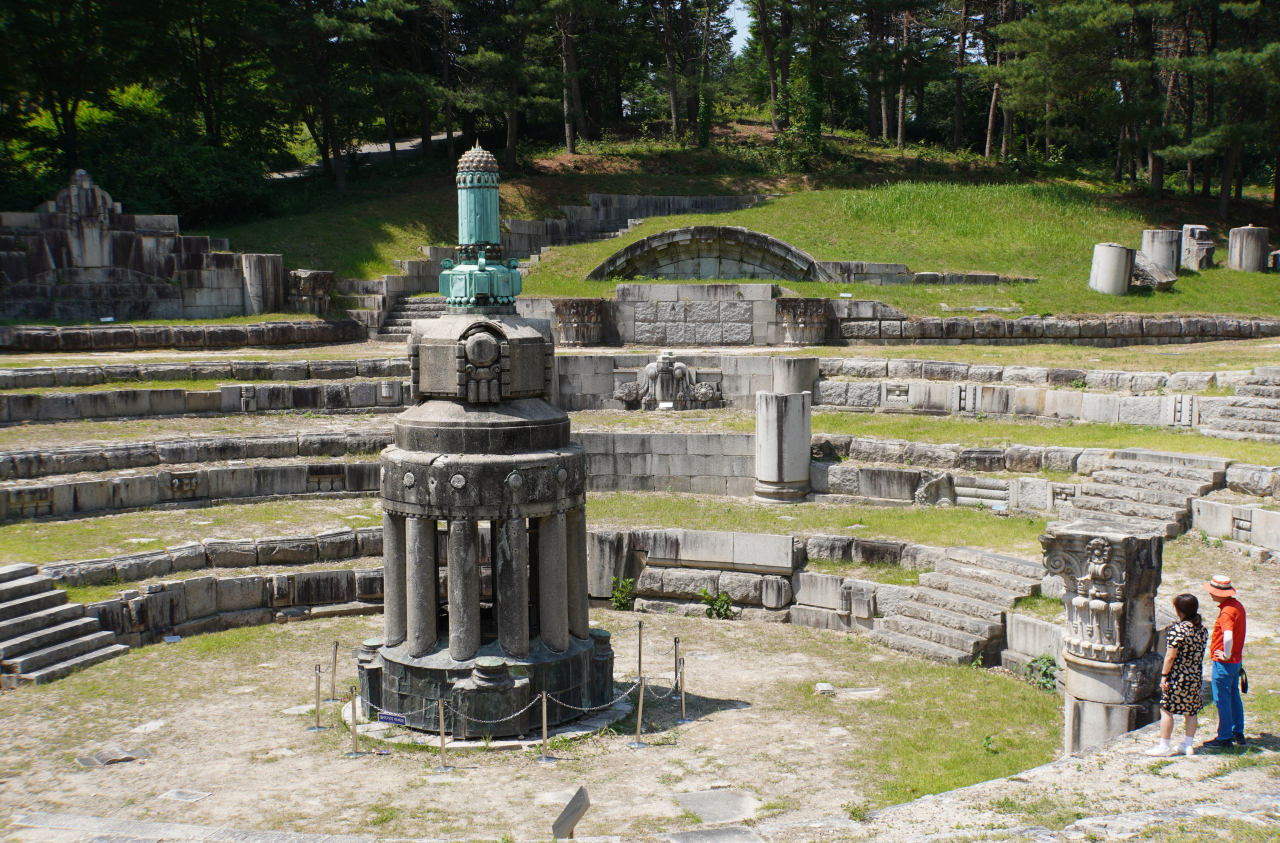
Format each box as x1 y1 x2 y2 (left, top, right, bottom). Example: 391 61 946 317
1011 593 1065 623
804 560 921 585
0 376 390 395
990 794 1089 830
587 491 1048 556
812 412 1280 465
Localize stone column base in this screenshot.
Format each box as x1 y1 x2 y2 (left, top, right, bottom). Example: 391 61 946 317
754 479 809 504
1065 691 1159 754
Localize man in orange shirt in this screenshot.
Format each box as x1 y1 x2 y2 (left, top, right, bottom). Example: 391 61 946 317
1200 575 1247 748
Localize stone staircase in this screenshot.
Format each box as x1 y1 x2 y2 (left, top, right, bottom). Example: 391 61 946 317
0 564 128 685
375 295 447 340
1058 449 1225 538
1199 372 1280 444
870 547 1043 665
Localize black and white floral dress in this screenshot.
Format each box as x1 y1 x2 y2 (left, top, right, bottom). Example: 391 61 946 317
1161 620 1208 716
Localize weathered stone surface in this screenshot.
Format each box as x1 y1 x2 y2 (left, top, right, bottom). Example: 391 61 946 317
216 576 265 613
1004 445 1044 472
204 539 257 568
316 527 358 559
1226 464 1280 496
661 568 718 600
761 575 792 609
806 534 855 563
718 572 763 605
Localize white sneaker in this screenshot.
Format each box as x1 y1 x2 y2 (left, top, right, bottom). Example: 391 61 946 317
1182 743 1195 756
1144 743 1174 756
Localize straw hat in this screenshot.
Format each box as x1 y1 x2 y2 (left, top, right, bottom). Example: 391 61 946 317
1203 575 1237 597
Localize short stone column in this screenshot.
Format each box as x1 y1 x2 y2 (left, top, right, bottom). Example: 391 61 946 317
565 506 590 640
1228 226 1271 272
1088 243 1134 296
448 519 481 661
1181 224 1215 269
1041 523 1163 754
771 356 820 395
494 518 530 658
1141 230 1181 275
382 512 408 647
754 391 812 503
538 512 570 652
405 516 438 657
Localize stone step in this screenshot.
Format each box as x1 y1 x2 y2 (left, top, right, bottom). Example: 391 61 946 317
869 629 974 666
1078 482 1195 509
1089 470 1213 496
0 563 39 585
0 590 68 623
1216 405 1280 423
1198 427 1280 445
910 586 1008 624
1235 385 1280 399
22 644 130 684
0 575 55 604
878 615 987 655
897 601 1004 638
2 630 117 674
1068 494 1189 523
0 602 84 643
1054 506 1180 538
1108 449 1230 472
1099 459 1222 484
918 573 1024 608
933 560 1040 597
1207 417 1280 436
0 617 100 659
944 547 1044 580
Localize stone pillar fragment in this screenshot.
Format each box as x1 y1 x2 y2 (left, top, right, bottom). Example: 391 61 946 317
538 512 569 653
382 512 407 647
405 516 438 657
565 506 590 639
1181 225 1215 270
448 519 481 661
1141 229 1181 275
1088 243 1134 296
494 518 530 657
771 356 820 395
1041 521 1163 754
1228 226 1271 272
754 391 812 503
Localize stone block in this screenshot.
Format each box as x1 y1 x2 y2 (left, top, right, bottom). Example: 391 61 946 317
114 551 172 581
874 583 913 616
183 576 217 619
356 526 383 557
1003 366 1049 385
167 541 207 572
294 569 356 605
1043 447 1083 473
1042 390 1083 420
1080 393 1119 423
661 568 718 600
257 535 318 565
718 572 763 605
1017 477 1052 511
732 532 796 573
1007 614 1062 658
204 538 258 568
208 466 253 499
1064 692 1159 754
900 543 945 571
1226 464 1280 496
635 566 665 597
216 575 266 612
792 571 846 610
842 358 888 378
317 527 358 559
761 575 792 609
789 605 851 632
886 358 923 379
1004 445 1044 472
219 608 272 630
806 534 855 563
1117 396 1162 426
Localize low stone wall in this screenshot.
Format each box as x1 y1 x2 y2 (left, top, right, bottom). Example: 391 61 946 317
0 357 411 389
1000 614 1065 679
0 320 366 352
43 527 384 585
1192 497 1280 554
0 430 392 480
576 431 756 496
818 358 1238 392
811 434 1101 474
1 460 381 520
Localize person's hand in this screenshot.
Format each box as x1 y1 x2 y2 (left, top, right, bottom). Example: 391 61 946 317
1213 649 1226 660
1160 677 1169 693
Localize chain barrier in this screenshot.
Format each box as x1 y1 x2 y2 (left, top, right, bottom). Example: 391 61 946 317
440 694 544 725
643 663 683 700
649 639 677 657
545 679 642 713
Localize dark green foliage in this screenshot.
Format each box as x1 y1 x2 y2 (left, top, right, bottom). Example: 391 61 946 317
1026 654 1060 692
610 577 635 611
699 588 734 620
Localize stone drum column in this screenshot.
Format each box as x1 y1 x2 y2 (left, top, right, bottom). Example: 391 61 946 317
1228 226 1270 272
1141 230 1181 274
754 390 812 504
1088 243 1134 296
383 511 408 647
565 506 590 640
1041 522 1163 754
494 518 530 657
405 516 438 657
538 512 570 652
771 356 820 395
448 519 482 661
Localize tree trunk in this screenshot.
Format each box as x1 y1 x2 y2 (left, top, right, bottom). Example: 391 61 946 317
1113 127 1124 182
385 105 398 163
897 14 907 147
321 96 346 191
506 97 519 171
880 73 889 141
756 0 780 131
419 98 433 159
984 83 999 158
952 0 968 152
1234 152 1244 201
566 21 587 140
1044 102 1051 158
778 6 792 126
560 16 575 154
1273 153 1279 224
1001 107 1010 162
651 1 681 138
1218 141 1241 219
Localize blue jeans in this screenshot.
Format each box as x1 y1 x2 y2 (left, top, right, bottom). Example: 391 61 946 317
1211 661 1244 740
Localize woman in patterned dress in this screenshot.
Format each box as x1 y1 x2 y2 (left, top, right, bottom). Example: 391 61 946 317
1145 593 1208 757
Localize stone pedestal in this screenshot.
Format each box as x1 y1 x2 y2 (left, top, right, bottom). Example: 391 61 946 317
771 356 820 394
1181 225 1215 270
451 657 533 739
1141 230 1181 274
1041 521 1163 753
754 391 812 503
1228 226 1271 272
1089 243 1134 296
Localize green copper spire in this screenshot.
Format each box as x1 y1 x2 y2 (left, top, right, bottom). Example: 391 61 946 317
439 144 522 309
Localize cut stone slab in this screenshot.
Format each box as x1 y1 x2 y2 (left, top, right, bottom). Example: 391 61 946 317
665 827 765 843
674 790 760 825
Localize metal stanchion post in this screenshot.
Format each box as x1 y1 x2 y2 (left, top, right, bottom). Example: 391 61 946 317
677 658 692 724
627 678 647 750
325 641 340 702
344 686 365 758
538 691 555 764
433 698 454 773
672 637 680 700
308 665 327 732
637 620 643 681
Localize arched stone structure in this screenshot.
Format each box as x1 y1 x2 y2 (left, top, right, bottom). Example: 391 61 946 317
587 226 822 282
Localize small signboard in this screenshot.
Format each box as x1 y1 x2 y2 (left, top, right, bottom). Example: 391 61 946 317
377 712 406 725
552 786 590 840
